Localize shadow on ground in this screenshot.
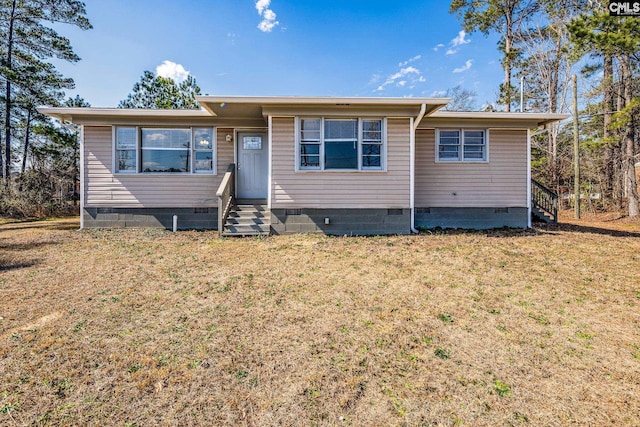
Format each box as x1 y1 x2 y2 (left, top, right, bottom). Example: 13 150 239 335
0 258 40 272
0 217 79 232
535 221 640 238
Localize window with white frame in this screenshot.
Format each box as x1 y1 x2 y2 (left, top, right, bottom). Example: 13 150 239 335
116 127 137 172
298 118 385 171
437 129 487 162
193 128 214 172
115 127 215 173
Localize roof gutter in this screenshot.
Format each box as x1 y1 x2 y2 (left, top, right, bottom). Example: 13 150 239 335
413 103 427 131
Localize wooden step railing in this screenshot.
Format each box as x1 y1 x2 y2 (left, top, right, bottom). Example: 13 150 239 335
531 178 558 223
216 164 236 236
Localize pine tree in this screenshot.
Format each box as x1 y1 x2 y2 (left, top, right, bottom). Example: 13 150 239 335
569 12 640 216
118 71 202 109
0 0 91 183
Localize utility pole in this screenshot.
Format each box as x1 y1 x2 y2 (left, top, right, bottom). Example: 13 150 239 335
572 74 580 219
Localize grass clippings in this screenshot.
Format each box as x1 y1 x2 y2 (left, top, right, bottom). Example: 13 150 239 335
1 214 639 426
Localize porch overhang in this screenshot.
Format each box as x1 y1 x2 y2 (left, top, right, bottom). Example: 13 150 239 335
419 111 569 129
36 107 213 125
196 96 450 120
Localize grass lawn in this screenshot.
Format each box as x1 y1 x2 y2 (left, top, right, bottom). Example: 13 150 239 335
1 214 639 426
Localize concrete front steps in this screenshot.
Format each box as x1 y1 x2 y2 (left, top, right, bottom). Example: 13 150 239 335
222 201 270 236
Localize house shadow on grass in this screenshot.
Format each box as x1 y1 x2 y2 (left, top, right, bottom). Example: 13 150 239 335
534 221 640 238
418 219 640 239
418 227 543 239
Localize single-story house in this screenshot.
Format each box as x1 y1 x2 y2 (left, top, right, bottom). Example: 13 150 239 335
39 96 567 235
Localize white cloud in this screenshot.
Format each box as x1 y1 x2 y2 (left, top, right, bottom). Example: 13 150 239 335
259 10 278 31
453 60 473 73
431 90 447 97
433 43 445 52
451 30 471 47
256 1 279 32
377 66 423 91
441 31 471 56
255 0 270 15
399 55 421 67
156 60 189 83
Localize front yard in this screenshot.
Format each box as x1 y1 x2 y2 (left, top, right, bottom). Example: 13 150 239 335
1 215 639 425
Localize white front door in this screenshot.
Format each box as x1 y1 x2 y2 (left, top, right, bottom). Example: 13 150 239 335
237 131 269 199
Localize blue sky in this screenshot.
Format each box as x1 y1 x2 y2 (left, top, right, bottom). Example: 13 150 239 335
53 0 505 108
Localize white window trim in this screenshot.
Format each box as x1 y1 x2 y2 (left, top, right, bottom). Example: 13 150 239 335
295 117 387 172
192 128 217 174
435 128 490 163
113 125 139 174
113 126 217 175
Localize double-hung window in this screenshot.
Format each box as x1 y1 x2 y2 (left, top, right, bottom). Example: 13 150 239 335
324 119 358 169
115 127 215 173
193 128 215 173
362 119 383 168
436 129 488 162
298 118 385 171
300 118 321 168
116 127 137 173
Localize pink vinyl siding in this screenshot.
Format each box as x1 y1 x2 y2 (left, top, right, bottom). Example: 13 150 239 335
416 129 528 207
270 117 411 209
83 126 233 208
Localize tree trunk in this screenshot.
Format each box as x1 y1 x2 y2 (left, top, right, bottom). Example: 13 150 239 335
550 126 559 193
0 130 3 181
501 1 516 113
612 66 625 208
3 0 17 185
504 28 513 112
621 54 639 216
21 109 32 174
602 54 615 207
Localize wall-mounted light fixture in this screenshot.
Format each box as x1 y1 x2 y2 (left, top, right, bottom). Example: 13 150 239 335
225 134 233 143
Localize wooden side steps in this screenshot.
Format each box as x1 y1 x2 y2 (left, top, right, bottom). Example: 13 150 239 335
531 206 554 223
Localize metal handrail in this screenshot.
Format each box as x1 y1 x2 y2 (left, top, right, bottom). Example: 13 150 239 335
216 164 235 235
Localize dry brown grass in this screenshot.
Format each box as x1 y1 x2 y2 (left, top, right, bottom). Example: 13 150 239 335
1 214 639 426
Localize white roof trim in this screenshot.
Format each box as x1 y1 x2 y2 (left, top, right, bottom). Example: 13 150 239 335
37 107 212 121
427 110 569 127
196 95 450 106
